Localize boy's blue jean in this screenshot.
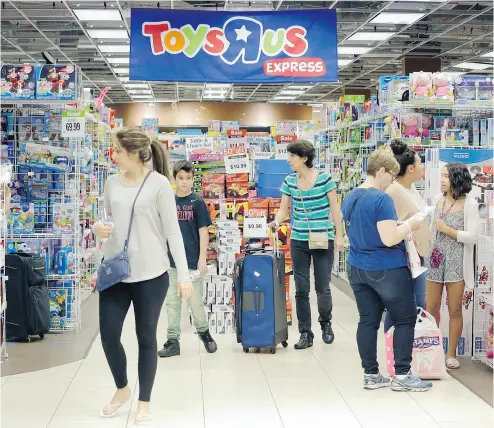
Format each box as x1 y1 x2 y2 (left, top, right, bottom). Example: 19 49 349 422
348 265 416 375
384 257 426 333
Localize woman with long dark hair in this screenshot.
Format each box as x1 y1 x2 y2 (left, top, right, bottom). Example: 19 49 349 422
385 140 431 332
94 127 192 426
426 163 479 370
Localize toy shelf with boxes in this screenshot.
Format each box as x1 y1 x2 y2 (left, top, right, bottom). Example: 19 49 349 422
0 162 11 362
1 75 116 333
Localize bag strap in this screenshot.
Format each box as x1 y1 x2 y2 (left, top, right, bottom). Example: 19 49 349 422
345 188 371 230
123 171 152 251
297 175 313 234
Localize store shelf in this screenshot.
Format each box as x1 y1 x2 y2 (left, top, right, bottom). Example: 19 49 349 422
9 233 77 239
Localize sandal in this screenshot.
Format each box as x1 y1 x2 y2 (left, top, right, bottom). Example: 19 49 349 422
134 413 154 427
446 357 460 370
100 398 130 418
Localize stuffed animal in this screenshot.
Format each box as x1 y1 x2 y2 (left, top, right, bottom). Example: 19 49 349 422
433 72 452 99
421 114 432 138
412 72 432 98
402 114 419 138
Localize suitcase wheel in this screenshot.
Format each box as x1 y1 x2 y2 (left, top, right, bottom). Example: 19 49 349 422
270 347 276 354
282 341 288 348
243 347 249 353
39 333 44 340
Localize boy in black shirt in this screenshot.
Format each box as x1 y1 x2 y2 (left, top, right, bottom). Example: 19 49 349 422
159 161 217 357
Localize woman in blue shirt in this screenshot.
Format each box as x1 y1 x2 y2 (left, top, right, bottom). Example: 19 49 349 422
341 149 432 393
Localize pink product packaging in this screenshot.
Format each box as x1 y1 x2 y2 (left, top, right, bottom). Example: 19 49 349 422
410 71 434 103
432 72 454 103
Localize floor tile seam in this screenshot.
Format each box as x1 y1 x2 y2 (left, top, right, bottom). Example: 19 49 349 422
256 353 286 428
45 357 85 428
310 349 364 427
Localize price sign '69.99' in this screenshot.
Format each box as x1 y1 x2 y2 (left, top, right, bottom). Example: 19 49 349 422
61 110 85 138
224 146 250 174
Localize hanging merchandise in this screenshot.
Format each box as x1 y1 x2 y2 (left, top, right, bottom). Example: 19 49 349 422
130 9 338 83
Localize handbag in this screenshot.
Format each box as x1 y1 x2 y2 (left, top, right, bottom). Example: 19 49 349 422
429 197 457 269
298 177 329 250
95 171 152 292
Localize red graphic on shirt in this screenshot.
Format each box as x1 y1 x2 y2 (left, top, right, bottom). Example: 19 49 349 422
177 204 194 221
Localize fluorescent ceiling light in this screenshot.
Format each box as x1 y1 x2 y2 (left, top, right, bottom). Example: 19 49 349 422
453 62 491 70
118 76 129 82
125 83 149 89
128 90 152 94
482 51 494 58
99 45 130 53
347 32 396 41
338 59 353 67
279 90 305 95
78 43 95 49
87 29 128 39
338 47 372 55
370 13 426 25
132 95 153 99
289 85 312 90
73 9 122 21
107 57 130 64
273 96 297 100
112 67 129 74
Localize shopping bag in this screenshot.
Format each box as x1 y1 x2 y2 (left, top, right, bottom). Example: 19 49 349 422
405 234 427 279
385 309 448 379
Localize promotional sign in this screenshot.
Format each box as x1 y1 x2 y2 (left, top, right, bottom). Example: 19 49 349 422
276 134 297 143
185 136 214 160
243 216 268 238
224 146 249 174
130 8 338 83
275 143 288 159
61 110 85 138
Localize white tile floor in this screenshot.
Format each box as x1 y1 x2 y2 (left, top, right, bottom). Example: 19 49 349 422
1 285 493 428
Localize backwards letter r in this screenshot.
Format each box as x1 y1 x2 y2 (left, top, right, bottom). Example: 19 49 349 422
142 22 170 55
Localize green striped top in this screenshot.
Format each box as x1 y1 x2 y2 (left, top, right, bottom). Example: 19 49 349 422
280 172 336 241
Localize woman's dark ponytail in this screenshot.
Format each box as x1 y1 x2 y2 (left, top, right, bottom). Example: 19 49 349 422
150 139 171 180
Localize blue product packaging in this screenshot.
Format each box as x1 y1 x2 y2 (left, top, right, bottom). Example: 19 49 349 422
36 64 79 100
457 337 465 355
0 64 36 100
55 249 68 275
63 246 75 274
443 337 449 355
475 336 483 353
378 76 395 106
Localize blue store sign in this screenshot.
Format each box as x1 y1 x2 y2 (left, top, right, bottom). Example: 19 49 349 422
130 8 338 83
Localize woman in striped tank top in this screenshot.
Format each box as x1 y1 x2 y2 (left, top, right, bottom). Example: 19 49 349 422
271 140 343 350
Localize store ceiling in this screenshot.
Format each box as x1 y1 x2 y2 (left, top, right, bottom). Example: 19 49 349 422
1 0 493 105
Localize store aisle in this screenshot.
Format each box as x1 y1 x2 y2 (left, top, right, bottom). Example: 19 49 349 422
1 285 493 428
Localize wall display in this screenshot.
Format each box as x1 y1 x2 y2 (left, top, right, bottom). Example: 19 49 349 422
141 118 159 138
130 8 338 83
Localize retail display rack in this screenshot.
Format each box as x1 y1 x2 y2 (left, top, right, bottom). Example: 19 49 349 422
1 67 115 334
0 162 10 361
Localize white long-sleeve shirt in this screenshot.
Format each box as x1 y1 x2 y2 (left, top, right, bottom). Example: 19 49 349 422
103 172 189 283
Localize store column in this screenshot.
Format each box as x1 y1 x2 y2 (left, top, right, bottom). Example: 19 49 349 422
403 56 442 74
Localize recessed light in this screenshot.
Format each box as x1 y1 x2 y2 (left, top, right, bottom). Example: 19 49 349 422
338 47 372 55
370 13 426 25
481 51 494 58
73 9 122 21
338 59 353 67
347 32 396 41
87 29 128 39
112 67 129 74
107 57 130 64
453 62 491 70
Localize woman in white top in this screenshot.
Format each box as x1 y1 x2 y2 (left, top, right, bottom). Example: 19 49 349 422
386 141 431 332
426 163 480 370
94 128 192 426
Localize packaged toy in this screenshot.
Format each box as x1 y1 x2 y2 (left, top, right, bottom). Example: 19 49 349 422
226 173 249 198
410 72 434 102
52 203 75 234
17 117 45 143
433 72 454 103
390 76 410 102
8 203 35 234
434 116 456 130
0 64 36 100
49 289 68 329
421 114 432 139
401 113 422 140
477 79 494 102
202 174 225 199
378 76 394 106
18 143 71 172
36 64 79 100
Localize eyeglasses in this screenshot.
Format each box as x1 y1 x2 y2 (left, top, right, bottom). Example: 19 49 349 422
386 170 397 181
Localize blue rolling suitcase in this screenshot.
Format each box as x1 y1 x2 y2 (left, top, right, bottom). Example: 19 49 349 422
234 242 288 354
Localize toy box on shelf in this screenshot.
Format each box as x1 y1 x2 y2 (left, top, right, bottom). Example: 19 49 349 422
0 64 36 100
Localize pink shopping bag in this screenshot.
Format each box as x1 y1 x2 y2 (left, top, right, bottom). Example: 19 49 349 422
385 309 448 379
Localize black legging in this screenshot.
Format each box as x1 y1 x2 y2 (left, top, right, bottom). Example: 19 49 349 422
99 272 169 402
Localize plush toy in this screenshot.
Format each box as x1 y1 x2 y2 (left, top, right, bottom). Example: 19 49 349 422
433 72 453 99
421 114 432 138
402 114 419 138
412 72 432 98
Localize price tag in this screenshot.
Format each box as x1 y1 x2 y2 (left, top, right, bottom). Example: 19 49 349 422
244 216 268 238
275 143 288 159
62 110 85 138
224 146 250 174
